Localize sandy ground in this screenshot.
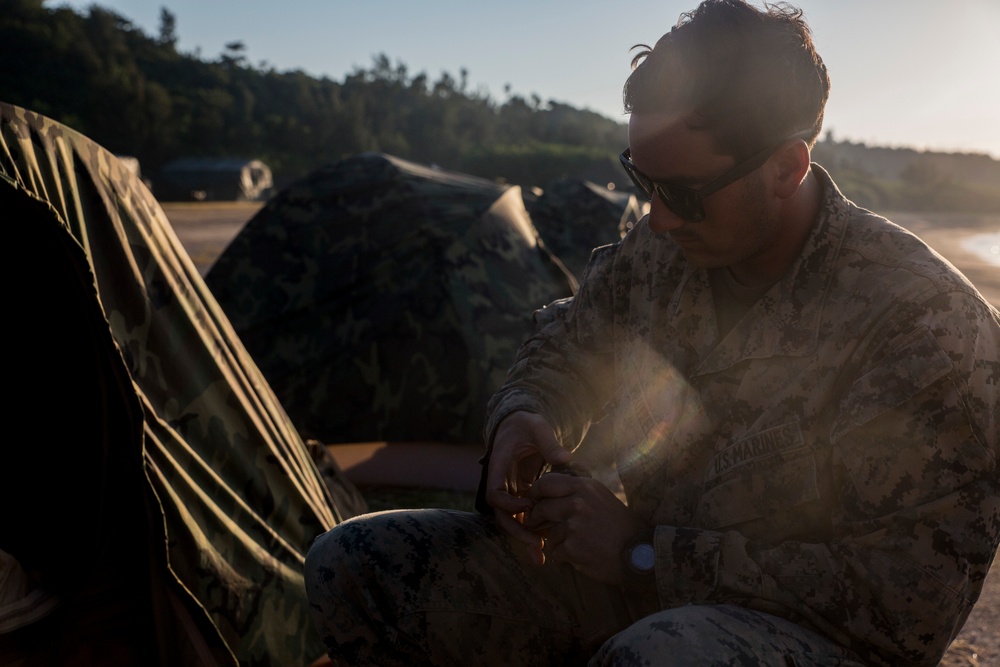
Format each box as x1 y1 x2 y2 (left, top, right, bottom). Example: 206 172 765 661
165 202 999 666
161 201 265 276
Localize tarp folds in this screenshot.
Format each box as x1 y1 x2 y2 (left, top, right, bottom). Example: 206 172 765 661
206 152 578 446
0 103 360 666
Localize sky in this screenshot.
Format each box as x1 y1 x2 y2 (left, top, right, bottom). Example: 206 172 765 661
49 0 1000 159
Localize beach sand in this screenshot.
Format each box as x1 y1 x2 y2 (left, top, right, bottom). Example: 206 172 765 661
166 202 999 666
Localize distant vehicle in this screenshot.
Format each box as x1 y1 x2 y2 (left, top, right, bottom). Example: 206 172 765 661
155 157 273 202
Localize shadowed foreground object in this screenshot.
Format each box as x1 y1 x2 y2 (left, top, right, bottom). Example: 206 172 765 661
0 103 363 666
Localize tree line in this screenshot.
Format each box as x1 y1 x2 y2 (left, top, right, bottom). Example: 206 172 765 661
1 0 626 189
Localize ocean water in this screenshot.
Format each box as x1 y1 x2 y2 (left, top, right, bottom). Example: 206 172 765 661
961 232 1000 267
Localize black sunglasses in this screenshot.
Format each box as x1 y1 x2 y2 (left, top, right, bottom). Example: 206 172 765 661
619 130 812 223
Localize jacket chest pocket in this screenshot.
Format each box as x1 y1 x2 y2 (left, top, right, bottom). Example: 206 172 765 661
612 347 702 496
695 420 820 532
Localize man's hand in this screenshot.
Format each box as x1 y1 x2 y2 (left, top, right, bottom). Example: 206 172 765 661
523 473 647 584
486 411 573 564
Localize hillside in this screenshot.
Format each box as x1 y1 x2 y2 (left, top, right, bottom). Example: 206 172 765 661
814 137 1000 213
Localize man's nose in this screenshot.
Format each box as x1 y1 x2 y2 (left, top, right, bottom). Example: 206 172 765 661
646 197 687 234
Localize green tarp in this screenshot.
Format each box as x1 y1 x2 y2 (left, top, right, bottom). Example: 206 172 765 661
0 103 359 665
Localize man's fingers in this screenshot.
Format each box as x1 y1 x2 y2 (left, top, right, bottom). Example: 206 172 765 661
494 411 571 470
494 509 544 546
526 473 584 500
485 488 532 515
485 451 518 493
484 411 573 517
534 432 572 467
522 495 572 530
539 521 568 547
541 533 574 567
522 511 552 531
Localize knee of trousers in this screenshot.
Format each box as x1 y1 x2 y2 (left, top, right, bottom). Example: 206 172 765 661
304 514 401 614
593 604 810 666
303 511 451 660
304 521 354 619
304 509 475 616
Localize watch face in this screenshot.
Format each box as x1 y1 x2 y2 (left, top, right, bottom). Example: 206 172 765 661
629 543 656 572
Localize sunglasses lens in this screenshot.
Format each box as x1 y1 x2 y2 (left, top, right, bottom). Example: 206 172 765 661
620 150 707 222
624 166 654 200
656 185 704 222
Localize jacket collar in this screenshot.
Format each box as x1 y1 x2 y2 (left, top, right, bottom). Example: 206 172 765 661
664 164 852 375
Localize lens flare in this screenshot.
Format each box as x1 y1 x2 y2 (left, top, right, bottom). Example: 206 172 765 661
614 344 705 483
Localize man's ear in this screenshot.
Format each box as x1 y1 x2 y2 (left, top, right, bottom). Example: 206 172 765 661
772 139 811 199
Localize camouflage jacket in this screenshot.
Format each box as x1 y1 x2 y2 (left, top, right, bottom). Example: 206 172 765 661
484 166 1000 666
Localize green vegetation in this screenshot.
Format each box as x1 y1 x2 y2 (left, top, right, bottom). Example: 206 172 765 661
4 0 999 211
1 1 625 188
813 139 1000 214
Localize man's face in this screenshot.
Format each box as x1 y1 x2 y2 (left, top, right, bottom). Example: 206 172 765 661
627 112 785 274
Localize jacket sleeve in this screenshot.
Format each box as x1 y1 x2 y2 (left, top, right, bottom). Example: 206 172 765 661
650 290 1000 667
482 242 622 452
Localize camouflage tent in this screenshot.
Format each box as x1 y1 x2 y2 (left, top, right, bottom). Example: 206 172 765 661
0 103 361 666
205 152 578 447
526 178 647 279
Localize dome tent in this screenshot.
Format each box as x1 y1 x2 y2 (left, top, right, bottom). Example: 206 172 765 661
206 152 578 448
0 103 361 666
526 177 646 279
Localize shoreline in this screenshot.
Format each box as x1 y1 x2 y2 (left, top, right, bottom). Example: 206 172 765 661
885 211 999 309
960 233 1000 267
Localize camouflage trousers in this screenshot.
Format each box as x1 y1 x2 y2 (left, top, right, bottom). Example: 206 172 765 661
304 509 866 666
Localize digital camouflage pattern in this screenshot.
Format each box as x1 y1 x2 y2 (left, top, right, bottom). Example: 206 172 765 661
0 103 360 666
307 164 1000 666
483 165 1000 666
587 602 868 665
525 177 647 280
305 509 866 665
305 508 634 666
206 152 578 446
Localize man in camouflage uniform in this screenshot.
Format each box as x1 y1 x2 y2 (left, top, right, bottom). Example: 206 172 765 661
304 1 1000 665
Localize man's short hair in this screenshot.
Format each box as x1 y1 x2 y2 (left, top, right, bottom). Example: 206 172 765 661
623 0 830 159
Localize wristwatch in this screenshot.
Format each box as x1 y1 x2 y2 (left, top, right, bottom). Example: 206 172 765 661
621 528 656 591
